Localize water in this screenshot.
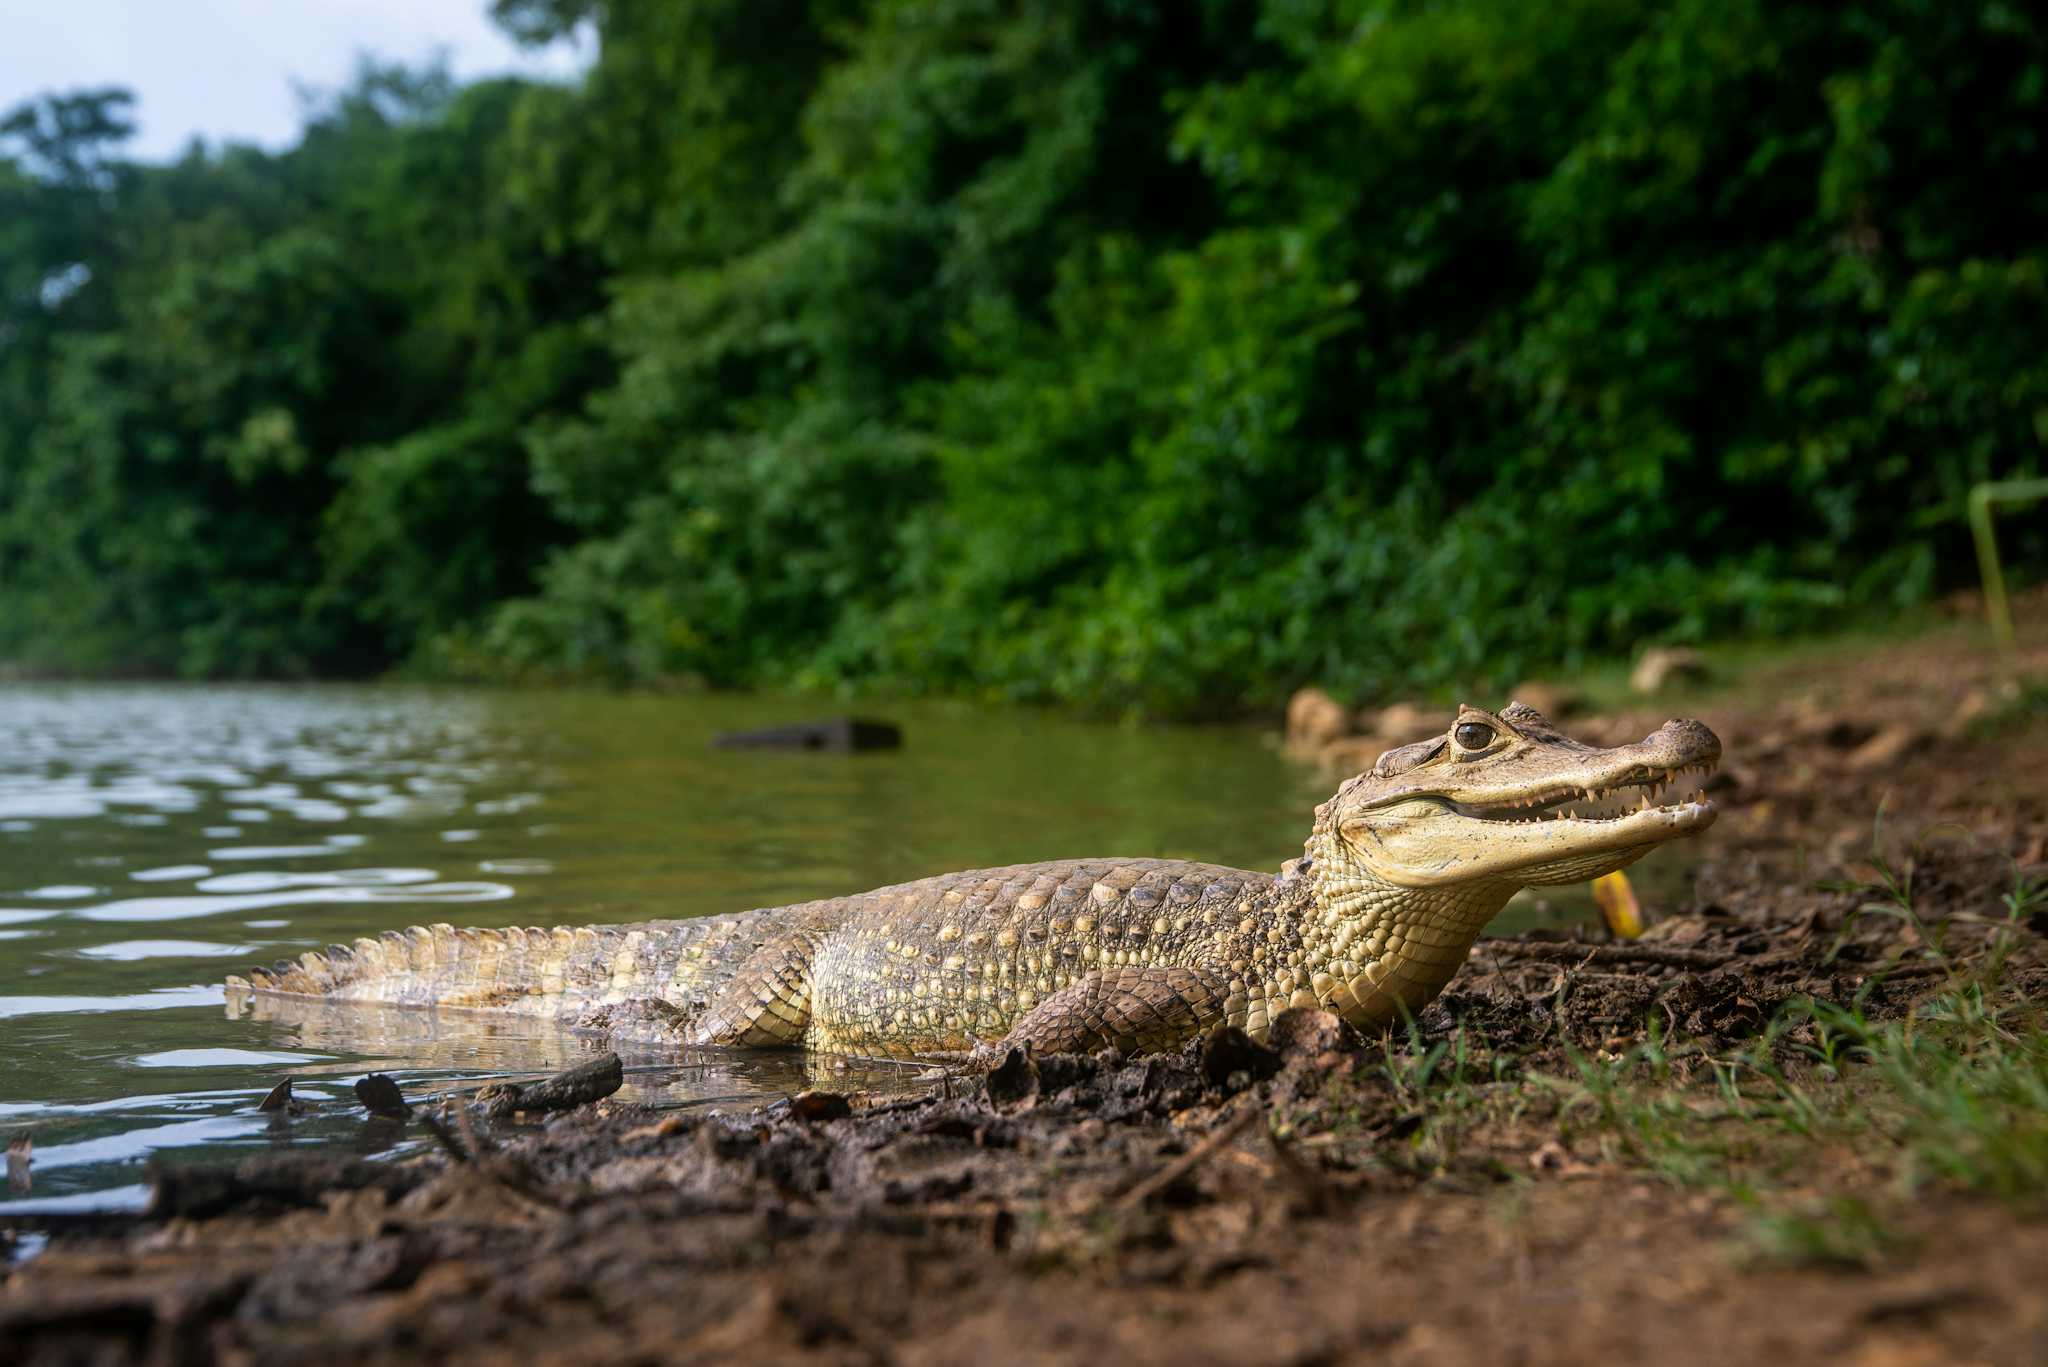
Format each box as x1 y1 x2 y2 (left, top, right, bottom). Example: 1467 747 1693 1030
0 683 1331 1211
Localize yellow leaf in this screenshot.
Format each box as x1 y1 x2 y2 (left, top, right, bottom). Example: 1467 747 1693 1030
1592 870 1644 939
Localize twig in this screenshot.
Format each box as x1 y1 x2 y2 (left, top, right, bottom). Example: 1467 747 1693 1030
1479 941 1734 970
1265 1125 1335 1215
418 1113 474 1165
849 1095 939 1120
1112 1103 1263 1212
1856 960 1950 982
453 1098 497 1157
642 1092 766 1114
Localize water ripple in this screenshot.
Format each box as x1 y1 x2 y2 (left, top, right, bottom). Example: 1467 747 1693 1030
77 941 259 961
79 880 515 923
0 985 227 1019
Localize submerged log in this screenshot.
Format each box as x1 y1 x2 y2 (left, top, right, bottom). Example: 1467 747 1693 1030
711 718 902 752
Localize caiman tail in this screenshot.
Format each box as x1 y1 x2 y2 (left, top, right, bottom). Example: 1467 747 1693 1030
226 907 786 1021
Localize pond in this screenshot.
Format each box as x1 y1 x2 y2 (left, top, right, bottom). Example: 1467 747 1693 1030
0 683 1676 1212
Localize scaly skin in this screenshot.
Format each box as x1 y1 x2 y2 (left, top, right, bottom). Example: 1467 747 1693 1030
227 702 1721 1059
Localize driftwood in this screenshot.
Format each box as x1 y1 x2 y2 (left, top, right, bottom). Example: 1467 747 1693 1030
711 718 902 752
469 1052 624 1121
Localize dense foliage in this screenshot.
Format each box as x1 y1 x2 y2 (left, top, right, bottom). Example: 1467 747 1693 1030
3 0 2044 710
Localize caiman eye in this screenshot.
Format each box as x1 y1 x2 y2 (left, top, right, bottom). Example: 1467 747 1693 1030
1453 721 1496 751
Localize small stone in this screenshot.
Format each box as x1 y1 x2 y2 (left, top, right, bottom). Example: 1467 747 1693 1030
789 1090 853 1122
983 1047 1040 1112
1266 1007 1352 1067
1508 682 1584 719
1316 736 1389 778
1285 687 1353 751
353 1074 410 1119
1371 701 1437 744
1630 647 1709 695
1527 1141 1594 1178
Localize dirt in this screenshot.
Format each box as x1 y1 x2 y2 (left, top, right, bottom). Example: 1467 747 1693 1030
6 622 2048 1366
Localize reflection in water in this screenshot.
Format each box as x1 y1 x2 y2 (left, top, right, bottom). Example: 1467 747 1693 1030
0 682 1321 1211
78 878 514 923
78 941 257 961
231 993 927 1100
0 986 228 1019
132 864 213 882
133 1048 331 1069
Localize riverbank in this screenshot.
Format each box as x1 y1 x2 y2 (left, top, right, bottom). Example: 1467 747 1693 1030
5 623 2047 1365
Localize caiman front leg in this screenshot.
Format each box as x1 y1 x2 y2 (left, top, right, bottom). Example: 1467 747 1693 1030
687 928 826 1047
985 964 1234 1060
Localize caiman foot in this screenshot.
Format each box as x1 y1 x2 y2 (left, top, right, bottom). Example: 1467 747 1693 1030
927 1036 1016 1075
573 997 690 1046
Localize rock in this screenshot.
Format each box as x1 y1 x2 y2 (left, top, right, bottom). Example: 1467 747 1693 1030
1284 687 1353 751
983 1047 1040 1113
1844 724 1928 772
1527 1140 1595 1179
353 1074 411 1119
1308 700 1441 775
711 718 902 752
1266 1008 1355 1070
788 1090 853 1123
1315 736 1388 778
1508 681 1584 719
1630 647 1709 696
1371 701 1438 744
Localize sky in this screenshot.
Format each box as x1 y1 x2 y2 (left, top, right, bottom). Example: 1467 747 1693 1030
0 1 591 162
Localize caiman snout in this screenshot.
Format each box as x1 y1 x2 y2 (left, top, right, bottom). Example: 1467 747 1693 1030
1646 717 1720 766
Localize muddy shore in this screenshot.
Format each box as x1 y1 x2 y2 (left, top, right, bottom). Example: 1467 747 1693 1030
6 624 2048 1366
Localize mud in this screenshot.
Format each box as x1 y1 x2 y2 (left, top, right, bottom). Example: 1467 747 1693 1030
6 623 2048 1365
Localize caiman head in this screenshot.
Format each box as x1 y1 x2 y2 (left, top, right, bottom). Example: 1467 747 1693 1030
1306 701 1720 903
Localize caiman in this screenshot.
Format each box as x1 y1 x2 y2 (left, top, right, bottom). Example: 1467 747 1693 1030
227 703 1720 1060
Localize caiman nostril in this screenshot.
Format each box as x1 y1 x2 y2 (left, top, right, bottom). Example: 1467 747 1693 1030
1644 718 1721 765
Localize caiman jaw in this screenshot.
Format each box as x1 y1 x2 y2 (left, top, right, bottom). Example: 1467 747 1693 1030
1443 759 1720 824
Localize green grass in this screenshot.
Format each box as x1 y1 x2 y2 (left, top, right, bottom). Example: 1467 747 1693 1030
1744 1195 1904 1270
1350 844 2048 1267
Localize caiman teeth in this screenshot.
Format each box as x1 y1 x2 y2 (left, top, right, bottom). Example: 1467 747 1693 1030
1451 751 1720 823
